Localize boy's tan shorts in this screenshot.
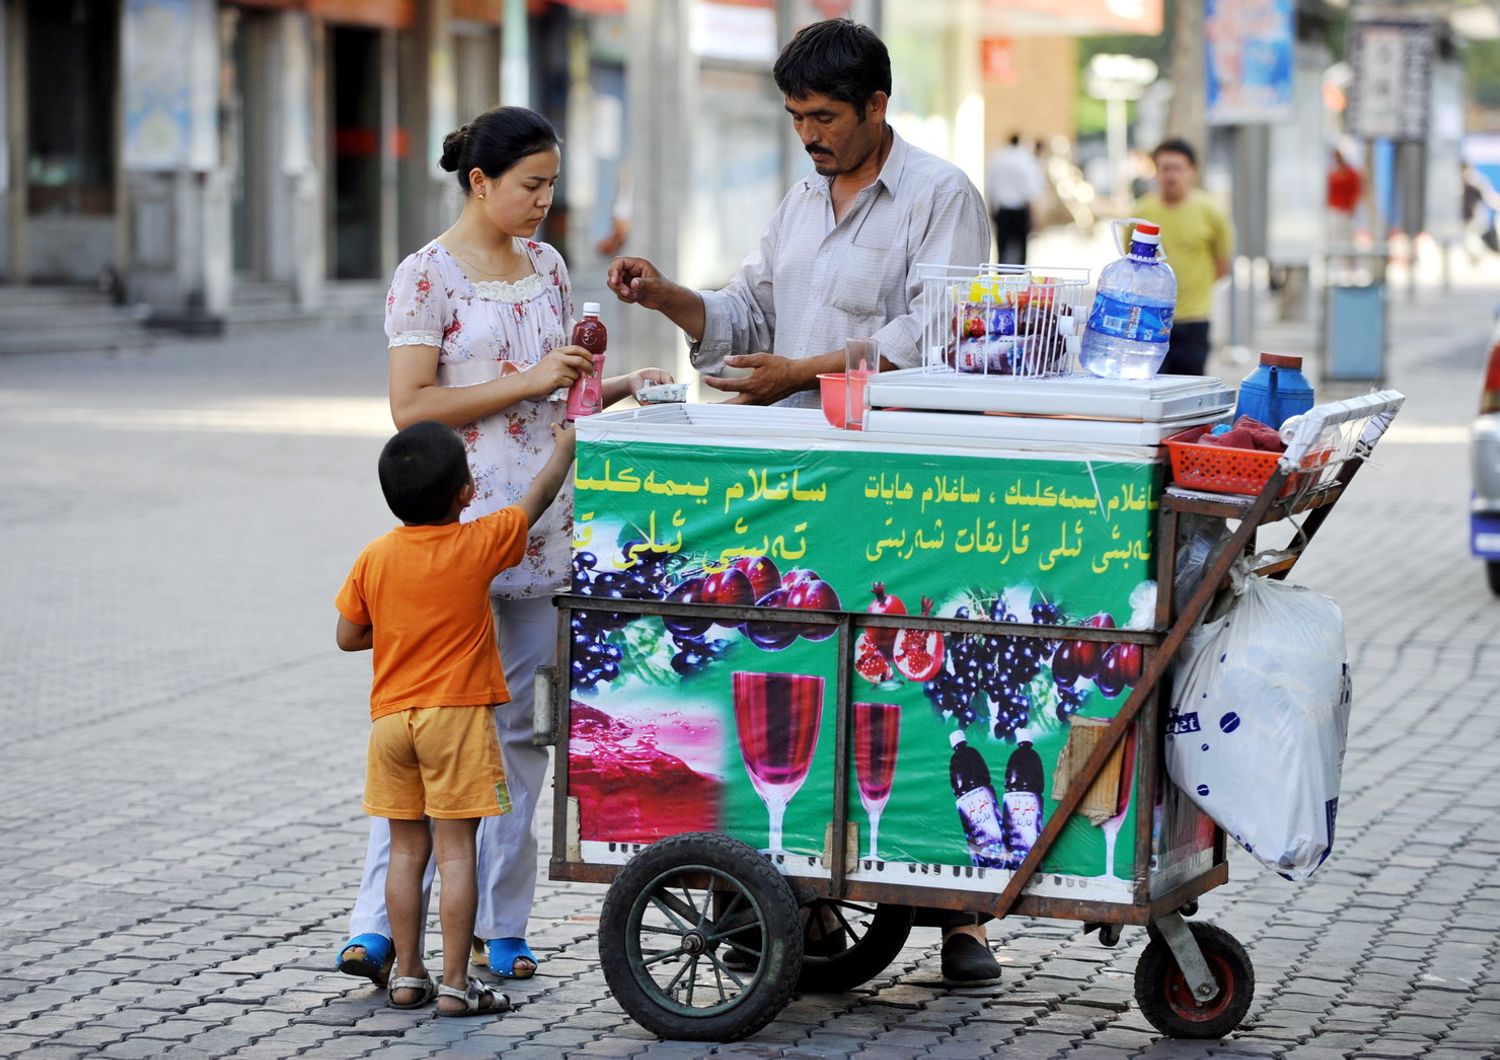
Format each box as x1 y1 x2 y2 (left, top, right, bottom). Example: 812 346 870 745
364 704 511 820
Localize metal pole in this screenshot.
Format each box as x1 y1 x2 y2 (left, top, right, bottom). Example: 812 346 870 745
501 0 529 108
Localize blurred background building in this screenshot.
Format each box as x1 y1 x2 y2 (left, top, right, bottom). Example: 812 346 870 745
0 0 1496 371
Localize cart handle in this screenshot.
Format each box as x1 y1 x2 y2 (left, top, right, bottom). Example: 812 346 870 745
1279 389 1405 469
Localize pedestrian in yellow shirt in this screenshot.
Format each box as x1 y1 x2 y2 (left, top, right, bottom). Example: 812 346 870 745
1133 139 1234 375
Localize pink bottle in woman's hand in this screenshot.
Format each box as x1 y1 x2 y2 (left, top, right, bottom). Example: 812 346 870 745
567 302 607 417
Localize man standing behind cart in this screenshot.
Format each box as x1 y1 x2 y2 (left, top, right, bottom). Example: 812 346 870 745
1131 139 1233 376
607 18 1003 984
606 17 990 410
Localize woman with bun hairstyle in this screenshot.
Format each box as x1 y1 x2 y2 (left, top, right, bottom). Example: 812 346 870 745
337 106 671 996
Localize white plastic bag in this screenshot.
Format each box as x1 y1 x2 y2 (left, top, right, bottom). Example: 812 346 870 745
1165 565 1353 881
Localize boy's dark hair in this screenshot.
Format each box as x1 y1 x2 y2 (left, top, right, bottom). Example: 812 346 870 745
773 19 891 117
378 421 470 524
439 106 561 194
1153 138 1198 168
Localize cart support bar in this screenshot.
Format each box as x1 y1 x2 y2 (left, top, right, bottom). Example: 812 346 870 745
1156 912 1221 1002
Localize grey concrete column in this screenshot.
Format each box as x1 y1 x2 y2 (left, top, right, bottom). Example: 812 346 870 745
502 0 529 107
624 0 695 378
4 0 26 283
286 12 323 307
397 0 456 256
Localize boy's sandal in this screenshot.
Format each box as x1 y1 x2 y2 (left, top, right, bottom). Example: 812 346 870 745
436 976 511 1018
337 933 395 986
473 937 538 979
387 974 437 1010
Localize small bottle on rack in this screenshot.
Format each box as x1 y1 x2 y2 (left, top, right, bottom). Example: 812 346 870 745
567 302 607 418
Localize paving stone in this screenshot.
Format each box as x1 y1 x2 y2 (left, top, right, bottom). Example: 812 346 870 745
2 300 1498 1058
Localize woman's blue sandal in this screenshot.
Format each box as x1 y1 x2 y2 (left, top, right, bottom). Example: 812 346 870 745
337 933 395 986
472 937 537 979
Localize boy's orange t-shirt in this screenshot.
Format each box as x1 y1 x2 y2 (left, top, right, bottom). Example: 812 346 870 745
336 507 528 720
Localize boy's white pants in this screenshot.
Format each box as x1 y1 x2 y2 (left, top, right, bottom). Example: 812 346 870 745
349 596 556 942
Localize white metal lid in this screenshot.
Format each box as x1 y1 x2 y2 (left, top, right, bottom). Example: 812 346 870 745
582 301 601 315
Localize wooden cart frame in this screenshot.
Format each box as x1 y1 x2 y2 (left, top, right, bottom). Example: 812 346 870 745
536 391 1404 1042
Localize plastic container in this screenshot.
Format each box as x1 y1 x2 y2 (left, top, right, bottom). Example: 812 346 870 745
817 372 868 429
1164 424 1330 498
1233 353 1314 429
567 302 607 418
1079 219 1177 380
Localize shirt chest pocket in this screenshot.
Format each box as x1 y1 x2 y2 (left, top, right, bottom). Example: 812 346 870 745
830 210 905 318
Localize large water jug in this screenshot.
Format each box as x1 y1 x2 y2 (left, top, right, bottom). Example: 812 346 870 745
1234 353 1314 428
1079 219 1177 379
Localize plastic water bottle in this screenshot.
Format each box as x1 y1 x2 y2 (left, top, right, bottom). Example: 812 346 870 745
1233 353 1314 428
1079 219 1177 379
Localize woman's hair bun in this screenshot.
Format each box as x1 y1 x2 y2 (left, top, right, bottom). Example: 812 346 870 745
439 125 470 172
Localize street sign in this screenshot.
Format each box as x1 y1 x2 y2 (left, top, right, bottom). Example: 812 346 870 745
1085 53 1158 101
1205 0 1296 125
1346 18 1436 142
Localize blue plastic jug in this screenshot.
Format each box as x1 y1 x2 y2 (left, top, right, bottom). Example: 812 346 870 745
1234 353 1314 428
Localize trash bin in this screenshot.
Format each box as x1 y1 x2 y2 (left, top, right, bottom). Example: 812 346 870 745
1321 251 1388 384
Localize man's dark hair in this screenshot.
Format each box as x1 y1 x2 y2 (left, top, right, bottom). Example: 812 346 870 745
1153 138 1198 168
1008 133 1022 147
772 19 891 116
378 421 470 524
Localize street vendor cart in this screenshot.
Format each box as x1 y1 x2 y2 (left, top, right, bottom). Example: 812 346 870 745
535 269 1404 1042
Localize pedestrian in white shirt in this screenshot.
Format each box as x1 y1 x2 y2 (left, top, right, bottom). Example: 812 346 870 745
985 133 1045 265
606 19 990 410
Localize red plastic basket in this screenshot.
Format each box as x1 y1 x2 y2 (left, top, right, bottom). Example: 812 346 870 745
1164 424 1329 498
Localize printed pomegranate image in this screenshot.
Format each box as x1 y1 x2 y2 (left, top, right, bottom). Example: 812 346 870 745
854 630 894 684
892 597 944 682
864 583 907 656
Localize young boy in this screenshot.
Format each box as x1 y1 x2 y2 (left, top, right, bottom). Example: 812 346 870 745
335 419 575 1016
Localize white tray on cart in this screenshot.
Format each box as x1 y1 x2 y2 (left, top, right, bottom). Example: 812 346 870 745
866 368 1235 421
862 406 1226 446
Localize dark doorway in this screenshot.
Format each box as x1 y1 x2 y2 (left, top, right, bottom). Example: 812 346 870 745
25 0 118 281
328 26 383 279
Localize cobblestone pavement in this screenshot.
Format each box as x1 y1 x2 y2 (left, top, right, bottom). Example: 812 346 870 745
1 275 1497 1060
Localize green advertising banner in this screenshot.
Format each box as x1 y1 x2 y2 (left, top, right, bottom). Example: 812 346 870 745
565 436 1163 898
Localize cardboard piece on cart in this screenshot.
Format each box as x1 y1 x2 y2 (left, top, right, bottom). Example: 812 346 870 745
1053 717 1127 825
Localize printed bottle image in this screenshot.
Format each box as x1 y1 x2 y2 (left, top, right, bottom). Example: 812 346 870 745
567 302 607 418
949 730 1007 868
1000 739 1046 869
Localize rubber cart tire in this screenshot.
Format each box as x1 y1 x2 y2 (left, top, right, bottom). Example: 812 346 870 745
598 833 801 1041
796 901 915 993
1134 921 1254 1039
1487 561 1500 597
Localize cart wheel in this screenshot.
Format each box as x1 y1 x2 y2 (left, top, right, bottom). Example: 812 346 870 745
796 901 915 993
1134 922 1255 1039
1487 561 1500 597
598 833 801 1042
1179 899 1199 918
1098 923 1122 948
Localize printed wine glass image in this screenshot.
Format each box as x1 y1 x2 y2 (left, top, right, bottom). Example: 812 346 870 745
853 702 900 861
732 671 824 855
